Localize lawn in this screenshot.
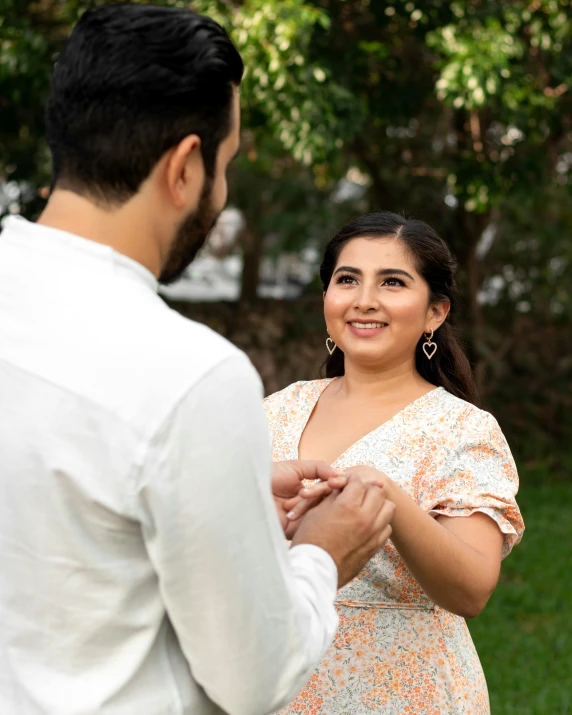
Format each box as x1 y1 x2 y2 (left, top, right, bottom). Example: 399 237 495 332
468 483 572 714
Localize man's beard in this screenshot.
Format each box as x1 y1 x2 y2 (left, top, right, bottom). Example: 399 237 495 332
159 177 220 286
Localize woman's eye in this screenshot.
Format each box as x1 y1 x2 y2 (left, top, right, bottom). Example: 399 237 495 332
336 274 357 285
383 277 405 287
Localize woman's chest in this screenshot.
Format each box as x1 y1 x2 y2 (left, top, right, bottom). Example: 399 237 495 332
298 401 405 465
297 391 436 464
272 411 456 497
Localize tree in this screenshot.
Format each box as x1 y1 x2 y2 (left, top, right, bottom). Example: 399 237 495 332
0 0 362 299
1 0 571 455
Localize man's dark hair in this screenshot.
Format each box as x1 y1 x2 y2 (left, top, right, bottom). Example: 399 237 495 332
45 3 244 204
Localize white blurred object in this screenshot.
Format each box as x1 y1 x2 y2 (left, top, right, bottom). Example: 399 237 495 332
159 255 242 302
206 206 245 255
159 249 321 302
330 166 370 204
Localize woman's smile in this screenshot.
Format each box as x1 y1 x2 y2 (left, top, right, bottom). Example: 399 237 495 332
324 236 436 368
347 320 388 338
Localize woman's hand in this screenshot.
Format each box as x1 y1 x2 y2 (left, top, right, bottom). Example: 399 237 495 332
283 465 387 539
342 464 503 619
271 460 347 538
336 465 390 489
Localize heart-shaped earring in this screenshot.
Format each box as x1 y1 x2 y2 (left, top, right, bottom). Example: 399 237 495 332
326 336 337 356
422 330 437 360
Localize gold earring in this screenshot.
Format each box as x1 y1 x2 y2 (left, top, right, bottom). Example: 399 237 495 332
326 334 337 356
422 329 437 360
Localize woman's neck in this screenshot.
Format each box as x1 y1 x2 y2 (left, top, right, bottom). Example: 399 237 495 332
335 358 432 402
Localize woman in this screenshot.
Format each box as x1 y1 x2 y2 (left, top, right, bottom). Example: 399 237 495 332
264 212 524 714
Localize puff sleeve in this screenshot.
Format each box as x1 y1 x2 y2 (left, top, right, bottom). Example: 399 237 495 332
420 409 524 558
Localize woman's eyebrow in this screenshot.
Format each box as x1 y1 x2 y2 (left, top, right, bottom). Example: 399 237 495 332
333 265 361 276
377 268 415 281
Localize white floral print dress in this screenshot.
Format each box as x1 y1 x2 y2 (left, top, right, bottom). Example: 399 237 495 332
264 380 524 715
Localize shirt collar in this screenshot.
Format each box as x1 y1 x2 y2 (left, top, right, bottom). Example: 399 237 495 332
1 215 159 293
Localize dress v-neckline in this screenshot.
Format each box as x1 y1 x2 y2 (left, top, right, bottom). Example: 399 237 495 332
295 379 443 467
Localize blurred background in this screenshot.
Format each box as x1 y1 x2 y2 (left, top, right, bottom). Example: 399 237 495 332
1 1 571 712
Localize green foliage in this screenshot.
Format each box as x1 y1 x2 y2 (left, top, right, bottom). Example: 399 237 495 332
0 0 117 203
425 1 572 212
1 0 571 453
0 0 362 192
468 482 572 713
230 136 351 255
188 0 365 165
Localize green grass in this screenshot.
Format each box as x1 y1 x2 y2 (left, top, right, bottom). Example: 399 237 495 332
468 484 572 714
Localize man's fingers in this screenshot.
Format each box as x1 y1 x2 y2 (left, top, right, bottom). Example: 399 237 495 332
377 524 393 548
358 503 395 559
380 498 396 524
360 482 387 517
372 500 396 537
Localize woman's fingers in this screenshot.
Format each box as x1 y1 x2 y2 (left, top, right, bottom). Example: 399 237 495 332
324 474 349 491
292 460 339 484
287 471 393 530
286 480 337 520
286 494 324 522
283 495 302 512
299 480 336 499
342 466 387 488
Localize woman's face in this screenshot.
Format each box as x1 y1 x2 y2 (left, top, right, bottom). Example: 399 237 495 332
323 236 449 371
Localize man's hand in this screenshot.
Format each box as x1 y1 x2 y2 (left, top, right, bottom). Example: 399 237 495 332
271 460 346 538
286 467 386 524
292 475 395 588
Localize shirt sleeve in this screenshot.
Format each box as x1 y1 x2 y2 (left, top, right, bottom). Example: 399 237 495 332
136 353 338 715
419 409 525 558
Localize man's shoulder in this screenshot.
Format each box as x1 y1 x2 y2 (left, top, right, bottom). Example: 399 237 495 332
55 293 250 438
157 306 241 368
105 289 241 371
112 304 249 427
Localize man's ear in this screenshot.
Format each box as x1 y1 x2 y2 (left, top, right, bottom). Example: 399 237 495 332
164 134 204 210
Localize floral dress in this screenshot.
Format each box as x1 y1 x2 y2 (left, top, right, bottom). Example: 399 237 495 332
264 380 524 715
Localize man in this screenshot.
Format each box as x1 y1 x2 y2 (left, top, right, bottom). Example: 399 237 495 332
0 5 394 715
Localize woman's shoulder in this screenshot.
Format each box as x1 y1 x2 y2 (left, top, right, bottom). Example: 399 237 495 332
434 388 506 441
263 378 333 414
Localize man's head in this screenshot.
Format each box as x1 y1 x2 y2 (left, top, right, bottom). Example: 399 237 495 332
45 4 243 283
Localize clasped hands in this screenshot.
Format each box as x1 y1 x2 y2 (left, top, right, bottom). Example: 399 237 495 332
271 460 373 536
272 461 396 587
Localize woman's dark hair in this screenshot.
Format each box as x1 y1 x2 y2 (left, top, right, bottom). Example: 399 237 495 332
320 211 478 404
46 4 244 204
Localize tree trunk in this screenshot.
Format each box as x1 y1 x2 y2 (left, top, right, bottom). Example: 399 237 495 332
239 226 264 304
449 206 490 400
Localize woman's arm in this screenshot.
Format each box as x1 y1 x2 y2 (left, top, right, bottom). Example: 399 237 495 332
346 466 504 619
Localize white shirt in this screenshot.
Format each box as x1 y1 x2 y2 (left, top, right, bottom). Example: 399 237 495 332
0 216 338 715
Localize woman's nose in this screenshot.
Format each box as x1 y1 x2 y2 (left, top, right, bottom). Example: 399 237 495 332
354 283 380 312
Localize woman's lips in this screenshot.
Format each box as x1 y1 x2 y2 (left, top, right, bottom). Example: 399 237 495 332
347 321 388 338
